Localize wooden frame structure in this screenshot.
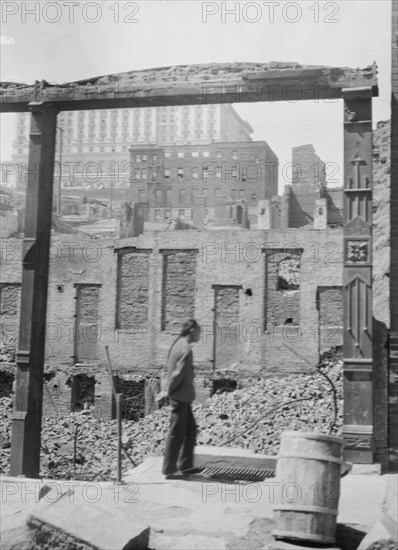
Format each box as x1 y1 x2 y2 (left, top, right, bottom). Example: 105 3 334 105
0 61 379 475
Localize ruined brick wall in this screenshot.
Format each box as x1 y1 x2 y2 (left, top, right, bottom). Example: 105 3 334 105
0 283 21 353
317 287 343 326
0 283 21 317
288 144 326 228
0 228 343 385
325 188 344 226
292 144 326 186
271 197 282 229
288 185 321 227
42 370 72 418
119 202 144 238
0 211 18 239
280 186 290 229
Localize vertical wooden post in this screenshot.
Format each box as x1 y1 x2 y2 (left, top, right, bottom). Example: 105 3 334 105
116 393 122 483
10 104 57 477
342 88 374 463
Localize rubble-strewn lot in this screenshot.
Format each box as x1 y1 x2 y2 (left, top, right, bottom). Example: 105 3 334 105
0 348 342 481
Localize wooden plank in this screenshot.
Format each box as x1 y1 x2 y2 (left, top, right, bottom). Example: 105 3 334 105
0 62 378 112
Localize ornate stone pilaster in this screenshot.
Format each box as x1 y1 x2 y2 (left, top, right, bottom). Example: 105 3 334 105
342 88 374 463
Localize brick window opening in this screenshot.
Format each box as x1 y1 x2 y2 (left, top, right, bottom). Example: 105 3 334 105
211 378 237 397
278 257 300 290
71 374 95 411
117 250 150 329
0 283 21 316
117 377 145 421
161 251 197 331
0 370 14 398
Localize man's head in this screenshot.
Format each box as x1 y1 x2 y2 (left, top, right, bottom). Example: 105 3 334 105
181 319 201 343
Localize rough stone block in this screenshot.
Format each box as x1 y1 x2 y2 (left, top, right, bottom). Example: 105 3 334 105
28 485 150 550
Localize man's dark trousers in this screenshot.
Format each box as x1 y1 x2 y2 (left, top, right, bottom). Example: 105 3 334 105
162 398 197 475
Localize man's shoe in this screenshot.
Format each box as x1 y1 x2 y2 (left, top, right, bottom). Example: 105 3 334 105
180 467 200 475
165 471 189 480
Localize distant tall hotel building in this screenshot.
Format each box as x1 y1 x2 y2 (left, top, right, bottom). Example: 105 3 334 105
12 105 253 189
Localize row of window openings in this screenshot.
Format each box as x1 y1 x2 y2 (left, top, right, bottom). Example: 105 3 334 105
57 118 211 133
16 127 217 142
21 107 215 124
154 209 193 221
135 151 238 162
135 167 236 179
139 189 247 202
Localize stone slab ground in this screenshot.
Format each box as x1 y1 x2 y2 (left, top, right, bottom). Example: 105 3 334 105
1 449 396 550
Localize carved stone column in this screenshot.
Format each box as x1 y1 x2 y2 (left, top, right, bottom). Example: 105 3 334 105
342 88 374 463
10 104 57 477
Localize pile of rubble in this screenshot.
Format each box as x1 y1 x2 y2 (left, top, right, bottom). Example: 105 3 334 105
0 345 15 364
0 348 343 481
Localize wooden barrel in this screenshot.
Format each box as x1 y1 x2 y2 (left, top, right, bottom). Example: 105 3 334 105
272 431 344 544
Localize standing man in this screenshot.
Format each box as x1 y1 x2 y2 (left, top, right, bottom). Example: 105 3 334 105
162 319 201 479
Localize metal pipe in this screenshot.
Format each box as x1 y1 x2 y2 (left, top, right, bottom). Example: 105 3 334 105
56 125 64 216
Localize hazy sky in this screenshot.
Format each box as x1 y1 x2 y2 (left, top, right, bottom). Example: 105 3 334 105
0 0 391 189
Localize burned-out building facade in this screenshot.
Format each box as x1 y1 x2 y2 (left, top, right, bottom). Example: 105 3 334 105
128 140 279 226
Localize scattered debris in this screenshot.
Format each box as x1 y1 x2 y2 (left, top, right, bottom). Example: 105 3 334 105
0 348 343 481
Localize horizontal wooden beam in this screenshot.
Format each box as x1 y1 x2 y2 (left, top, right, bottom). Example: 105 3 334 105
0 62 378 113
